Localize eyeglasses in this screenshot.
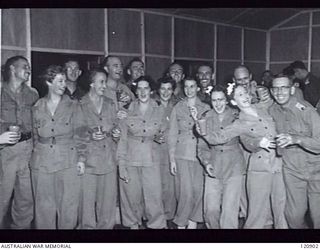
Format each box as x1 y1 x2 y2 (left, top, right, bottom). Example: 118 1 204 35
271 86 291 93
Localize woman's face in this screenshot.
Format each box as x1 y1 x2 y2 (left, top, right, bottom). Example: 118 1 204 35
136 80 151 103
159 82 173 102
232 85 251 109
184 80 198 99
48 73 66 96
90 72 107 96
211 91 227 114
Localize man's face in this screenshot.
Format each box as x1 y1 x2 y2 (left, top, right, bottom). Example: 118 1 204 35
65 61 81 82
136 80 151 103
105 57 123 81
271 77 292 105
128 61 145 81
262 72 273 84
197 66 213 89
169 64 184 84
159 82 173 102
233 67 252 87
293 68 307 81
12 59 31 82
184 80 197 99
211 91 227 114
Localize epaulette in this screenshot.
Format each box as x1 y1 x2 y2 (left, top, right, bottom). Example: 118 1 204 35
295 102 306 111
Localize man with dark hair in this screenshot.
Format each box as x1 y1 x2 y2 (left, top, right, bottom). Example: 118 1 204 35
125 57 145 94
166 62 185 101
63 59 85 100
101 56 135 119
290 60 320 107
0 56 39 229
260 70 274 89
196 64 215 106
269 75 320 228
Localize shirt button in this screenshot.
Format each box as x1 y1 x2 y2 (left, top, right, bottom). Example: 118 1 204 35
103 145 106 148
51 119 54 122
220 149 223 153
192 137 195 139
265 127 268 129
143 129 146 132
258 156 261 159
259 119 262 122
189 115 192 118
189 122 192 125
143 120 146 123
99 118 102 121
51 128 54 132
220 127 224 130
250 128 254 131
50 145 53 148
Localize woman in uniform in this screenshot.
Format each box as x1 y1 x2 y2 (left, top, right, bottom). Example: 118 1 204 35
196 83 287 228
117 75 166 229
77 68 120 229
153 76 178 228
168 77 211 229
31 65 84 229
197 85 246 229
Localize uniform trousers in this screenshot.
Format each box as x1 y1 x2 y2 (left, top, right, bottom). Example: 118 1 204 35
283 169 320 228
80 170 117 229
160 163 177 220
244 171 287 229
120 165 166 229
0 140 33 229
31 167 80 229
204 175 242 228
173 159 204 227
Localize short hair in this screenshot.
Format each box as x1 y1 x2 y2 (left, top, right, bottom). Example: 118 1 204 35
132 75 156 93
282 66 295 77
272 74 293 87
290 60 307 70
63 58 80 71
197 63 213 72
127 57 144 69
87 68 107 84
261 70 273 76
3 55 28 81
211 84 227 97
182 77 197 88
41 65 65 83
156 76 176 91
234 65 251 76
167 61 184 73
101 55 119 68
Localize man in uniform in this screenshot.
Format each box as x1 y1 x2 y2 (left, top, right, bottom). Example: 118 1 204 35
0 56 39 228
63 59 85 101
196 64 215 106
269 75 320 228
290 60 320 107
125 57 145 94
167 62 185 101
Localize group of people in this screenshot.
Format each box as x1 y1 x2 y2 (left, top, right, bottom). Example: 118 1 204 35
1 54 320 230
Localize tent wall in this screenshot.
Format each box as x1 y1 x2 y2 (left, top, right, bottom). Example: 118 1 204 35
269 10 320 76
2 8 268 86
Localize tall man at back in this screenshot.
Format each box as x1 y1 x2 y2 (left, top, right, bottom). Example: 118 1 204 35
0 56 39 228
63 59 85 100
125 57 145 95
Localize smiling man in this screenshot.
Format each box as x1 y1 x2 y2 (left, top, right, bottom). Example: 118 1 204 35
196 64 215 106
0 56 39 229
269 75 320 228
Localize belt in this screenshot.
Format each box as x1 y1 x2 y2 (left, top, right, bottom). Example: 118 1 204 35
19 132 32 142
38 136 72 145
127 134 154 143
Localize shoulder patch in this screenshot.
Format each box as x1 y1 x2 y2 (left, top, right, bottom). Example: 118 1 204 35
295 102 306 111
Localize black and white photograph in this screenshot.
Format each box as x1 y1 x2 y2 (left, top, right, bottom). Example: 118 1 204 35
1 5 320 244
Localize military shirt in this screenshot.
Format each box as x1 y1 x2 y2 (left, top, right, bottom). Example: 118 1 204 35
269 96 320 179
76 94 118 174
197 107 246 180
31 95 83 173
168 97 211 162
0 82 39 134
117 99 166 168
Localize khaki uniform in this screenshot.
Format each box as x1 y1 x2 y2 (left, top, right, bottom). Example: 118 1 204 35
197 107 245 228
104 82 136 111
235 105 287 229
76 94 118 229
155 100 177 221
168 98 210 227
269 97 320 228
0 82 38 229
117 99 166 229
31 95 82 229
